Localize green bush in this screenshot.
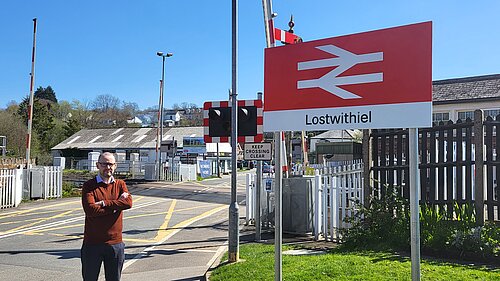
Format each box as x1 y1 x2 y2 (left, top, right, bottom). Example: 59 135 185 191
341 187 500 262
341 184 410 250
62 181 81 197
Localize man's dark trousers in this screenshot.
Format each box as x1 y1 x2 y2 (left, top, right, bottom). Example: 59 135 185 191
81 242 125 281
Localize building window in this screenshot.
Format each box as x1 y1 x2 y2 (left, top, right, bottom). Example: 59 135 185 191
432 112 450 123
485 109 500 119
457 111 474 121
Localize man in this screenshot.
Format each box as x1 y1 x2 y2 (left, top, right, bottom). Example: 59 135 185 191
81 152 133 281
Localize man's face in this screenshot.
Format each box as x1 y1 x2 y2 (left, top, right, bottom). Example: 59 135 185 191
97 154 116 179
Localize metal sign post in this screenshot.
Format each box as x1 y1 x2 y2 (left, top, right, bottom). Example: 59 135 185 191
228 0 240 263
261 0 282 279
409 128 421 280
256 160 262 241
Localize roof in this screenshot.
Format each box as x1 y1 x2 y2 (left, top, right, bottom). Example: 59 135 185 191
433 74 500 103
52 126 204 150
310 129 360 140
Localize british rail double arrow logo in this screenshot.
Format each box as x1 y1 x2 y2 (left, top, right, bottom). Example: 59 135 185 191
297 45 383 99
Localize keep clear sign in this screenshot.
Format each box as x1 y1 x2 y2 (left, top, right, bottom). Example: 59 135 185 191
243 142 272 161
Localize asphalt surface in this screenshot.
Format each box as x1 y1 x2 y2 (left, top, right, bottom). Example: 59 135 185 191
0 172 252 281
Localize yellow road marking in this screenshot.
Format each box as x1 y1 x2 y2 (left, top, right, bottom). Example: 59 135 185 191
43 203 226 244
151 204 227 244
0 200 80 220
2 196 226 246
2 209 77 235
30 223 84 233
153 199 177 242
0 209 61 219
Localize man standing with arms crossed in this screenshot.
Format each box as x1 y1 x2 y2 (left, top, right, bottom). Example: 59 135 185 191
81 152 133 281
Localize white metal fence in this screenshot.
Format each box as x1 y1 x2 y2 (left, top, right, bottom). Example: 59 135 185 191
0 169 22 209
41 166 63 199
315 162 364 242
246 160 364 242
159 162 197 182
0 167 62 209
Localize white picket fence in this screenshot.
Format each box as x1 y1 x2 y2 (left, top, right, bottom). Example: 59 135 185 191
38 166 63 199
315 162 364 242
0 167 62 209
160 163 197 182
245 161 364 242
0 169 23 209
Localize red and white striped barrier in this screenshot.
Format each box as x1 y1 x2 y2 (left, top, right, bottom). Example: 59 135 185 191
203 99 263 143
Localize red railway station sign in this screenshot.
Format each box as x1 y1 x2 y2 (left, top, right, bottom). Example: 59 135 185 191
264 21 432 131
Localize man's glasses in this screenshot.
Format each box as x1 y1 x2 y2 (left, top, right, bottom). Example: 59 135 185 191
98 162 116 167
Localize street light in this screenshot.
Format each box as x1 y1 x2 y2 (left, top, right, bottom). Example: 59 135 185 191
156 51 173 180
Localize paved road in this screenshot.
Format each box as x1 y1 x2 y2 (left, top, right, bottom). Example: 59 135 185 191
0 172 252 281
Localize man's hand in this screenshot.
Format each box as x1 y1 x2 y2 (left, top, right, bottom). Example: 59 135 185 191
120 192 129 199
94 200 105 207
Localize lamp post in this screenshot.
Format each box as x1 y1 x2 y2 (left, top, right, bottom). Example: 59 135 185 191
156 51 173 180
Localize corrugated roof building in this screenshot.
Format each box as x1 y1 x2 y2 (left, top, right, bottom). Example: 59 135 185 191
52 127 204 161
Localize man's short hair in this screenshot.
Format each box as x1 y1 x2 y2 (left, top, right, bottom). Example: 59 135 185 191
98 152 115 162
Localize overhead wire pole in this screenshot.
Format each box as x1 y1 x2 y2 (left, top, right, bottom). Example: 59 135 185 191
228 0 240 263
25 17 37 196
261 0 283 280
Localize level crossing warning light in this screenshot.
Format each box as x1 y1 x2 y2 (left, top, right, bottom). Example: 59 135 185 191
203 99 263 143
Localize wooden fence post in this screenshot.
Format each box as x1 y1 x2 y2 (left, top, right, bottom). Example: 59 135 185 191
362 129 372 207
473 109 485 225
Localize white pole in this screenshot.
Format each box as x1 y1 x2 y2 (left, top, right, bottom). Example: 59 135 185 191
409 128 421 280
25 18 37 197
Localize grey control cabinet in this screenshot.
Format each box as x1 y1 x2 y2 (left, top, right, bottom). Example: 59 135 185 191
282 176 315 235
30 168 44 198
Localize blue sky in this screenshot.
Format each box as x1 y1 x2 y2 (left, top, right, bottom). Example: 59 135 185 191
1 1 499 110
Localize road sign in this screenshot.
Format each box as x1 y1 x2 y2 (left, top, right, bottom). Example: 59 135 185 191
264 22 432 131
243 142 272 161
203 99 263 143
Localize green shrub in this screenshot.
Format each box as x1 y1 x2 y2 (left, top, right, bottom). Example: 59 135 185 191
341 188 500 262
62 181 81 197
341 184 410 250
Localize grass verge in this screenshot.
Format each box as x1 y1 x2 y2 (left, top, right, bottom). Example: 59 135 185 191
210 243 499 281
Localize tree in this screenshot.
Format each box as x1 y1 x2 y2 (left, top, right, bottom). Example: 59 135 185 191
90 94 120 112
64 117 83 138
52 100 73 120
34 86 58 103
5 100 18 115
122 102 139 117
0 110 27 157
17 97 55 152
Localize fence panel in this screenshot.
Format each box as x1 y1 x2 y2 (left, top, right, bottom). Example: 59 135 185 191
0 169 23 209
484 115 500 221
44 166 62 199
319 162 363 242
370 117 499 222
0 169 15 208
